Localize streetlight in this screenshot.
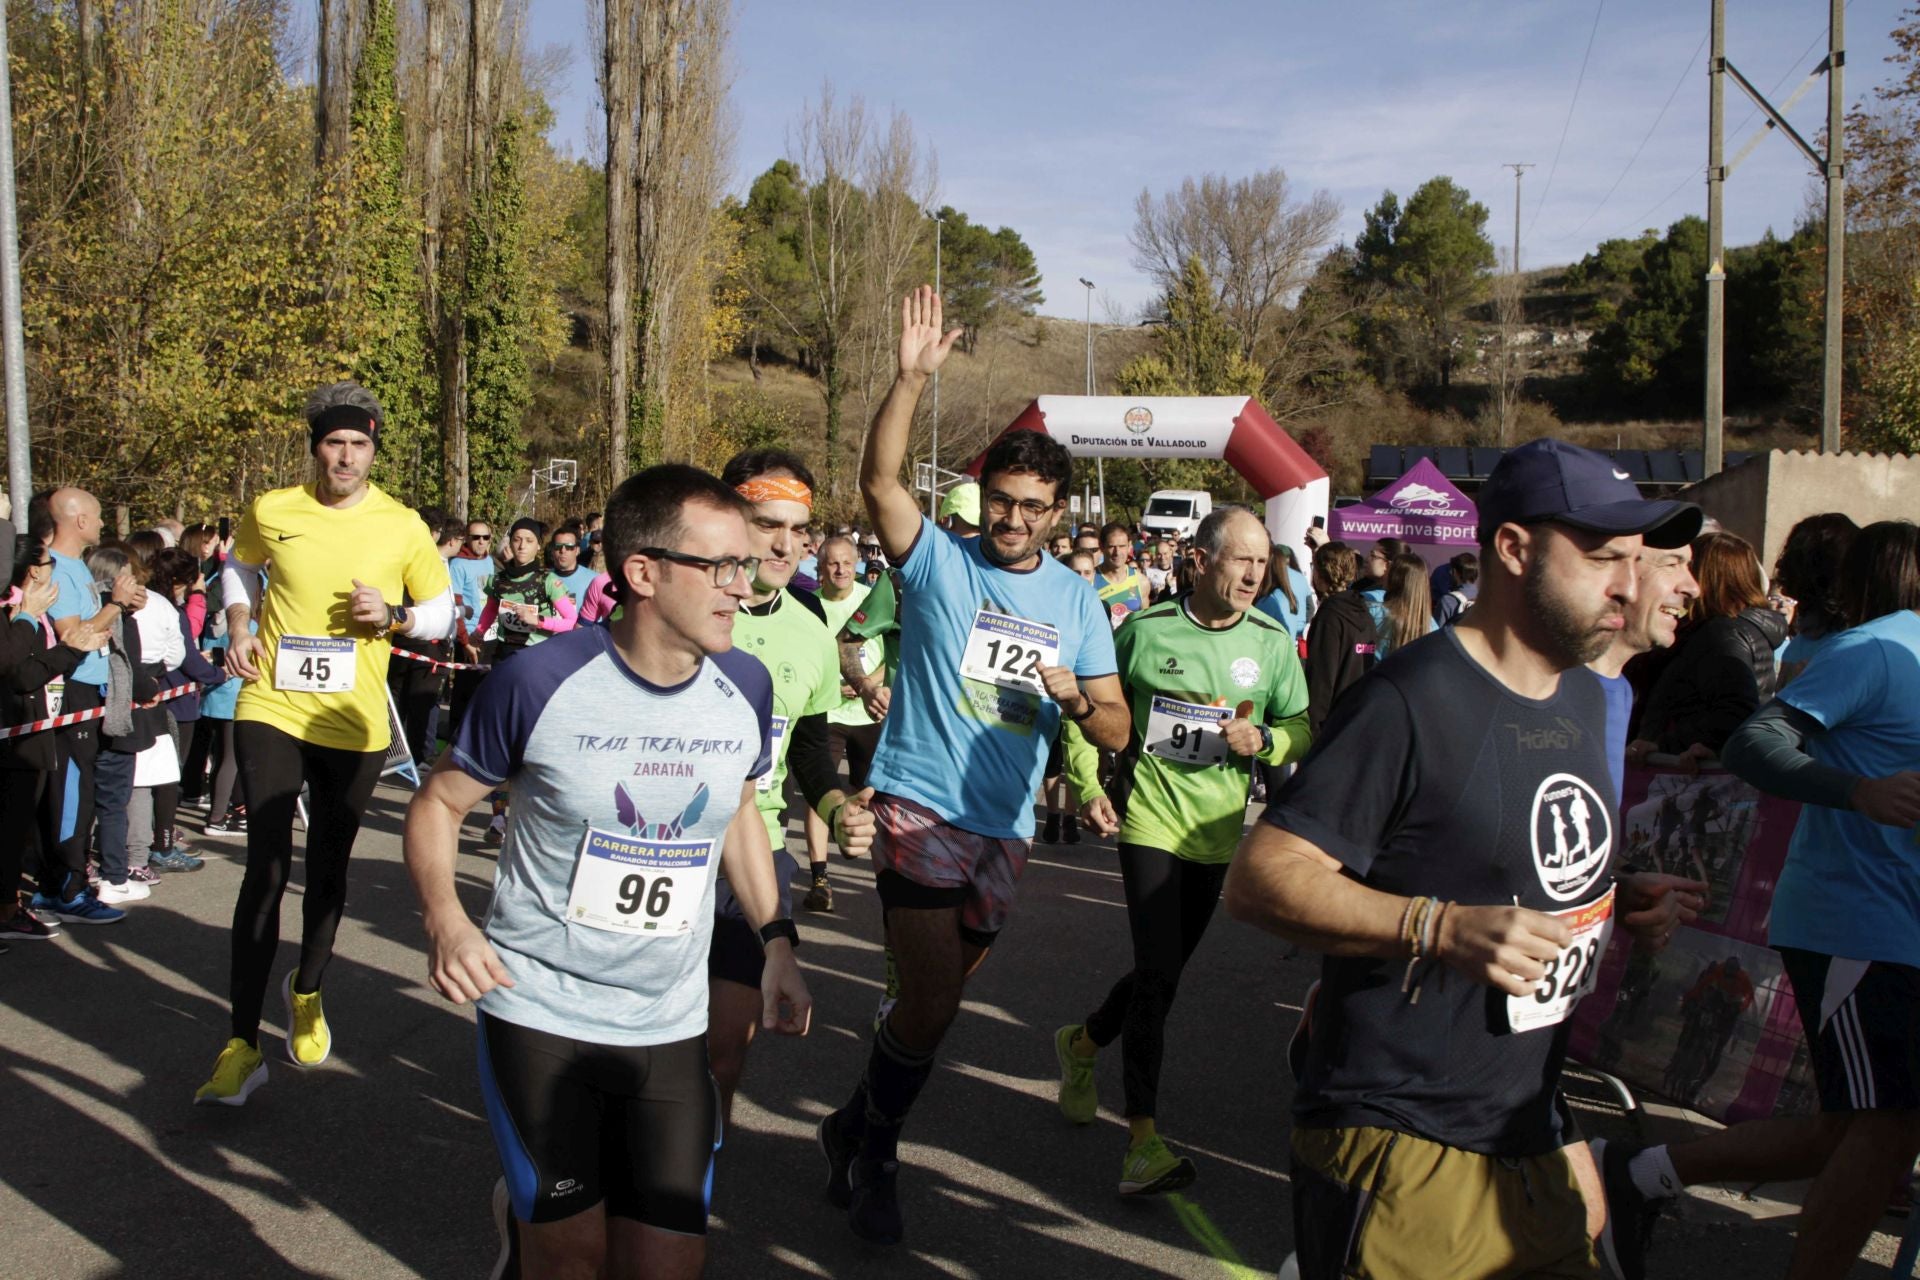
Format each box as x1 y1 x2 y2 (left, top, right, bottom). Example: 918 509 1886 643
1078 277 1103 519
927 210 945 519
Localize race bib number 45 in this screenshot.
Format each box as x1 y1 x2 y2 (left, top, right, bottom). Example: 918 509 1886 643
566 828 712 937
1507 889 1615 1034
1144 695 1232 766
274 635 356 694
958 610 1060 697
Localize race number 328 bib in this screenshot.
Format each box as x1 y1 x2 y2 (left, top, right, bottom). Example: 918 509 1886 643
274 636 356 694
1144 695 1232 766
565 827 713 937
958 610 1060 697
1507 889 1615 1033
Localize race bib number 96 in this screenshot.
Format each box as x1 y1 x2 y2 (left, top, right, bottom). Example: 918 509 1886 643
1144 695 1232 766
1507 889 1615 1033
566 828 712 937
274 635 356 694
958 610 1060 697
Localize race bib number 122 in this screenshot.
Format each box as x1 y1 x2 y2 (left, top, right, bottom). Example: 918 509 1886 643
958 610 1060 697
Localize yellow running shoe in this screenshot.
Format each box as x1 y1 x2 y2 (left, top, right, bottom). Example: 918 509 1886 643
282 970 332 1068
194 1038 266 1106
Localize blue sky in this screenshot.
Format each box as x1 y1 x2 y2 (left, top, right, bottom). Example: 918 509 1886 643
523 0 1903 318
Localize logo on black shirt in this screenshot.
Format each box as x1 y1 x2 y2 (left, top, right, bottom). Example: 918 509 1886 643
1507 717 1583 751
1529 772 1612 901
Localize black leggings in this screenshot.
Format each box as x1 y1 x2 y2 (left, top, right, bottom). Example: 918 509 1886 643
207 719 240 817
228 720 385 1045
0 768 54 901
1083 843 1229 1119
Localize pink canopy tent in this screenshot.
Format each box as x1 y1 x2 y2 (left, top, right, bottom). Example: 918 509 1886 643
1326 457 1479 570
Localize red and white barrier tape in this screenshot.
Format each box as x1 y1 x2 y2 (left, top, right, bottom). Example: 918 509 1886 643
0 682 196 742
390 647 493 673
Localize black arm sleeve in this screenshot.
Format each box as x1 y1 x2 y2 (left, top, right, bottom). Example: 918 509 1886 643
1720 699 1858 812
784 711 839 813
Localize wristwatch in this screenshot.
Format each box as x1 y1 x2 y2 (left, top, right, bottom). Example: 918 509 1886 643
1256 722 1274 755
384 603 410 637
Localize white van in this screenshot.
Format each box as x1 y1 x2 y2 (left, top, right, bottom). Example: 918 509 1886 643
1140 489 1213 541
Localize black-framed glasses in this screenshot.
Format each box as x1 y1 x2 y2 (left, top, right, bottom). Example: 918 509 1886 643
467 533 492 543
638 547 762 588
984 492 1060 522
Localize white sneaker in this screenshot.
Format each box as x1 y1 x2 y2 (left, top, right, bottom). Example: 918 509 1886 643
96 880 152 903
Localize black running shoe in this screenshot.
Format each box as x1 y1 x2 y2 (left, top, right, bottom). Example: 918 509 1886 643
1594 1137 1665 1280
848 1155 904 1245
1041 813 1060 844
818 1109 858 1210
1062 815 1080 845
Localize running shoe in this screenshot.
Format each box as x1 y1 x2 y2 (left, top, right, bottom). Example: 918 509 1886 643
1054 1024 1098 1125
818 1109 859 1210
0 910 60 942
489 1176 521 1280
1593 1137 1664 1280
847 1155 904 1245
1062 815 1080 845
281 970 332 1067
1119 1135 1197 1196
150 847 205 872
204 811 247 837
803 876 833 913
96 879 151 904
483 817 505 849
28 891 124 926
1041 813 1061 844
194 1038 267 1106
127 866 161 886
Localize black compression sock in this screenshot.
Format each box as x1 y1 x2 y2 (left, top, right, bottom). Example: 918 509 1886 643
860 1021 936 1162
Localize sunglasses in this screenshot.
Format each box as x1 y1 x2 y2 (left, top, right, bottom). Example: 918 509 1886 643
553 542 579 551
467 533 492 543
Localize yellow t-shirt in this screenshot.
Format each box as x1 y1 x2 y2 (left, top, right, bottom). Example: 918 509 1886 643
232 483 451 752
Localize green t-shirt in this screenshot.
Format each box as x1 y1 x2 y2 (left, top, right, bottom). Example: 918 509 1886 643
842 569 902 682
733 589 841 848
1066 598 1311 863
820 583 883 727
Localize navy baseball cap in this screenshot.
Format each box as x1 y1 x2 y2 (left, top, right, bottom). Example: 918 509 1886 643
1477 439 1702 549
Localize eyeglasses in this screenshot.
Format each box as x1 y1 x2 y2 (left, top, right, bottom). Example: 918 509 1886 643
984 492 1059 522
638 547 762 588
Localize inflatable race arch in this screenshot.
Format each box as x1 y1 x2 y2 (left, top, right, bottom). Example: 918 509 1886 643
968 396 1329 556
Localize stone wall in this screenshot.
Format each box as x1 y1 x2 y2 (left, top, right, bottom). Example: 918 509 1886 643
1678 450 1920 574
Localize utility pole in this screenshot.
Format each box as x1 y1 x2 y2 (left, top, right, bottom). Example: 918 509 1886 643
0 0 30 512
1502 163 1534 274
1079 277 1103 519
1705 0 1726 476
928 211 944 518
1821 0 1845 453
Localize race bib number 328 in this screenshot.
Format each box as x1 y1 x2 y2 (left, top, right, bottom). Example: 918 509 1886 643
958 610 1060 697
274 635 356 694
1507 889 1615 1033
566 828 712 937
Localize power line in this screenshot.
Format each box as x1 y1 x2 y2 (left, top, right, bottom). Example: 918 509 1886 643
1528 0 1607 236
1553 31 1708 243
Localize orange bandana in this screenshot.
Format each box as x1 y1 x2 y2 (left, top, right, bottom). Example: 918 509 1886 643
735 475 813 508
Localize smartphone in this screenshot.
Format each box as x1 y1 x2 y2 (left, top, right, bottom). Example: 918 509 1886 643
1311 515 1326 530
218 516 230 542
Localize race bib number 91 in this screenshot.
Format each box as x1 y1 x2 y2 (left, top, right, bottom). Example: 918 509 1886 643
1144 695 1232 766
958 610 1060 697
274 635 356 694
1507 889 1615 1033
565 828 712 937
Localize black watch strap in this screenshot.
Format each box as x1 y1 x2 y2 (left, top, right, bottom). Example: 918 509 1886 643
759 918 800 949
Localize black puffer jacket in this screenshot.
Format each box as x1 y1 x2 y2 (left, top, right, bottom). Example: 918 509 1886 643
0 617 85 772
1635 605 1790 755
1304 590 1380 737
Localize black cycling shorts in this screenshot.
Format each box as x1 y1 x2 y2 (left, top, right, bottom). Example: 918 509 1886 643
1780 946 1920 1113
707 859 798 988
476 1012 720 1234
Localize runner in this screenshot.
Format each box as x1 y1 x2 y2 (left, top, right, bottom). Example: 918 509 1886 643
195 382 453 1105
403 463 811 1279
708 448 874 1119
1223 438 1699 1280
1095 522 1152 629
810 534 884 896
817 286 1128 1246
1053 505 1311 1194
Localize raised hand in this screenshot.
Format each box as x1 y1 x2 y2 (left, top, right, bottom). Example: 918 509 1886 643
898 285 963 379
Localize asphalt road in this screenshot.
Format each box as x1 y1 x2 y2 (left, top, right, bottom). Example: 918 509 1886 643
1 781 1908 1278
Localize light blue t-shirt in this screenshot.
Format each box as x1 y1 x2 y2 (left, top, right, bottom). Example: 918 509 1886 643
1595 671 1633 811
447 556 494 631
1770 610 1920 967
1253 566 1313 638
455 626 773 1046
47 550 108 686
868 517 1117 839
555 564 598 606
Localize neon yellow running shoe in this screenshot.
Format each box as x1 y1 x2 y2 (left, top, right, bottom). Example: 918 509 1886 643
1055 1024 1097 1125
282 970 332 1067
193 1038 266 1106
1119 1134 1197 1197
